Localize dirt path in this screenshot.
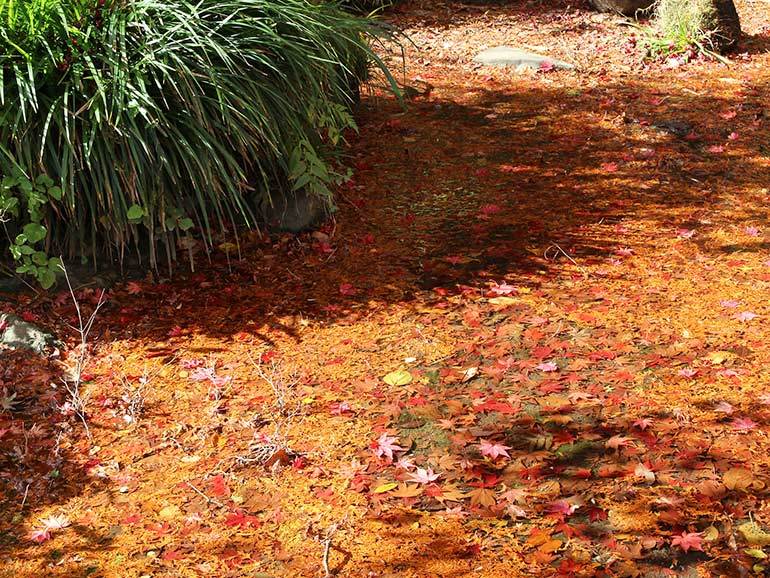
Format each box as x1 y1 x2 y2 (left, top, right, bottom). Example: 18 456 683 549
2 1 770 576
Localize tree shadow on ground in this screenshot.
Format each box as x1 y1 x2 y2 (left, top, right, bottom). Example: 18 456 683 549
53 74 764 342
0 350 99 565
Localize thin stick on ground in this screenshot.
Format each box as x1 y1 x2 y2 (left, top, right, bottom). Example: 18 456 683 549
59 263 107 442
185 480 225 509
315 515 348 578
545 242 588 278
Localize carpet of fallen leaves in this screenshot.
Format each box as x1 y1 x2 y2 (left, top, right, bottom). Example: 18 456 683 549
2 1 770 576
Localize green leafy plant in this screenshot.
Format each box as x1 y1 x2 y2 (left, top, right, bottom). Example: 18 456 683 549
0 0 399 283
0 170 63 287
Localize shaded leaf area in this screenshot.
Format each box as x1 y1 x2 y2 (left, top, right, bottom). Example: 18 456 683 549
1 0 770 576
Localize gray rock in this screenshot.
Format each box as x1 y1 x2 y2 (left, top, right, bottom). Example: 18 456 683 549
473 47 575 71
0 313 54 353
259 190 330 233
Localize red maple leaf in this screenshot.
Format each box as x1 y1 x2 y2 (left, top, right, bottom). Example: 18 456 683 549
209 475 231 498
224 510 260 529
161 549 186 561
671 531 703 553
146 522 173 538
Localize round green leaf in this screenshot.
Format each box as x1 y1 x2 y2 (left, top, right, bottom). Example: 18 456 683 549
32 251 48 266
22 223 47 244
127 204 145 221
178 217 194 231
38 269 56 289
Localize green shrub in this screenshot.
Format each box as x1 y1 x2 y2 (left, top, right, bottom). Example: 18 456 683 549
0 0 397 286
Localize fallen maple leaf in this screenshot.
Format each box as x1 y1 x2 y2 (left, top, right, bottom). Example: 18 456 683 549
735 311 759 321
406 467 440 484
605 435 635 450
209 475 231 498
507 504 528 518
536 361 558 372
671 531 703 553
468 487 496 508
395 456 415 470
714 401 734 415
27 529 51 543
225 510 260 529
391 483 424 499
499 488 528 504
373 433 404 462
632 418 653 430
732 417 757 431
489 282 517 296
479 440 511 460
548 499 578 517
40 514 70 531
634 463 656 483
329 401 353 416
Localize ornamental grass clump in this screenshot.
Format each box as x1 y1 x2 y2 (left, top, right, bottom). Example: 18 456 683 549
0 0 397 286
642 0 740 62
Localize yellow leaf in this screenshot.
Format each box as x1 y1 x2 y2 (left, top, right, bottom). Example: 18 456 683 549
391 483 424 498
706 351 734 365
745 549 768 559
158 505 181 520
488 296 518 307
383 370 412 386
372 482 398 494
540 539 563 554
739 522 770 546
702 525 719 542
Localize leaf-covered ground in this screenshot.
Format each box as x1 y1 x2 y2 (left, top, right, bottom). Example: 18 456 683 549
2 1 770 576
